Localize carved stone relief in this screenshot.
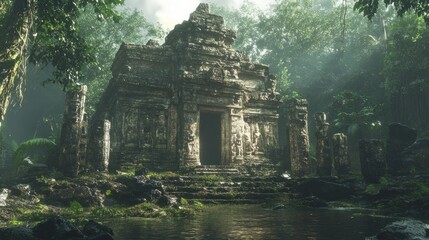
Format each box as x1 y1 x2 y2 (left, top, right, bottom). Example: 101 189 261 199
288 99 310 177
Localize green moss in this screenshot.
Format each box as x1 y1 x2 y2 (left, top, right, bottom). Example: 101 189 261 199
365 184 381 195
195 174 226 182
148 171 180 180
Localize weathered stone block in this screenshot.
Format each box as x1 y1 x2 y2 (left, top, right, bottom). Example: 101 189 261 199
315 112 331 176
332 133 349 176
359 139 386 183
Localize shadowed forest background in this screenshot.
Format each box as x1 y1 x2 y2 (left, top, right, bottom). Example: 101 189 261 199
1 0 428 173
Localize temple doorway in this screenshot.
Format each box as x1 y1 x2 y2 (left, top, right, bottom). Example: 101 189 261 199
200 111 222 165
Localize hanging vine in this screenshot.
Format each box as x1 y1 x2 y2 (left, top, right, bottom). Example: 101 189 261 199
0 0 35 124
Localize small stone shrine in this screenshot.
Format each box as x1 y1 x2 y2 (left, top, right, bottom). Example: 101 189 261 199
89 4 282 170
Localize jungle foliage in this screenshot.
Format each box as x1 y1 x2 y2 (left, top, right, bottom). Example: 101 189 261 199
212 0 429 158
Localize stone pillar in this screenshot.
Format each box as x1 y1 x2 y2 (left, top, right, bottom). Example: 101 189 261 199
100 120 111 171
79 113 88 166
386 123 417 175
287 99 310 177
315 112 331 176
359 139 386 183
332 133 350 176
58 85 87 177
90 119 111 172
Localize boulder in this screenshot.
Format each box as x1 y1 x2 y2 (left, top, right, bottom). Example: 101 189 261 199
371 220 429 240
301 196 328 208
83 220 114 240
296 178 354 201
0 227 37 240
401 139 429 174
48 185 104 207
32 216 85 240
156 195 177 207
387 123 418 175
0 188 10 207
134 166 149 176
12 184 31 197
115 176 166 204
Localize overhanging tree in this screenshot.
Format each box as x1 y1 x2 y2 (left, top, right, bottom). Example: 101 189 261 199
354 0 429 24
0 0 124 126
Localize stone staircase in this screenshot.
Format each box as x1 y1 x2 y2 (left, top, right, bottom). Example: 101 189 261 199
194 165 240 175
162 175 294 204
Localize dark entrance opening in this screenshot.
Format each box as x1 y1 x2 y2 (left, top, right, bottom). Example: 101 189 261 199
200 111 222 165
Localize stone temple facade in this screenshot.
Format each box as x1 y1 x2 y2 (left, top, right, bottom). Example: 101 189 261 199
89 4 282 171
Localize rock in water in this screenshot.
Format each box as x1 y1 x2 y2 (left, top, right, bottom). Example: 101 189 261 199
372 220 429 240
0 227 37 240
32 216 85 240
83 220 114 240
296 178 353 201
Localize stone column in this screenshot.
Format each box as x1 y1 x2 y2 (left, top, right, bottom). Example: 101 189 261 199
89 119 111 172
359 139 386 183
315 112 331 176
287 99 310 177
332 133 350 176
58 85 87 177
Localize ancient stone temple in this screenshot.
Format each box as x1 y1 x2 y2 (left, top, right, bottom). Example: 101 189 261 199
89 4 282 171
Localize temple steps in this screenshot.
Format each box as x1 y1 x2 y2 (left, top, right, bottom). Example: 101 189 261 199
161 175 292 204
194 165 240 175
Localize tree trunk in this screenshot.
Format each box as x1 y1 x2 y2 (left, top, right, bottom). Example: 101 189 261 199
0 0 34 125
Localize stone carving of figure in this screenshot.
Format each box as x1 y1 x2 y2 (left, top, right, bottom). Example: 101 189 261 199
243 122 253 156
252 124 261 154
156 114 166 145
233 132 243 158
185 123 197 156
141 113 151 148
264 123 275 148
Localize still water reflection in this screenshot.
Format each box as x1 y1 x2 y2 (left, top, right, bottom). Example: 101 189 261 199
107 205 393 240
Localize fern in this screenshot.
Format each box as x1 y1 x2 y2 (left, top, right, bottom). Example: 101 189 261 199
14 138 57 172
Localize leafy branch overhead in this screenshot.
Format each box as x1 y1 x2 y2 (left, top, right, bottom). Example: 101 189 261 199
354 0 429 24
30 0 124 87
0 0 124 124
